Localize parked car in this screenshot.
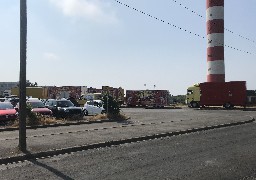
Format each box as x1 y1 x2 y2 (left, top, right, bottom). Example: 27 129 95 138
45 99 84 118
27 99 53 115
5 97 19 107
0 102 18 121
84 100 105 115
15 99 53 116
0 98 6 102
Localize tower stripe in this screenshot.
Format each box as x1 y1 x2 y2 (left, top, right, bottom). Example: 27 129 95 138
206 0 225 82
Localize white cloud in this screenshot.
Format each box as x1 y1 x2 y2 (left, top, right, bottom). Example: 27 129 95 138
49 0 118 23
43 52 60 61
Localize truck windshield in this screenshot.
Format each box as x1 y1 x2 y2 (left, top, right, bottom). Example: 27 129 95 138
187 90 193 95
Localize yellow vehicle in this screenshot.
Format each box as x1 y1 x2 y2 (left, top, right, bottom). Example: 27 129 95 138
11 87 48 99
186 84 200 108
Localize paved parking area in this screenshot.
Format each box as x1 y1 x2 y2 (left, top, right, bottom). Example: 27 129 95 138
0 107 255 160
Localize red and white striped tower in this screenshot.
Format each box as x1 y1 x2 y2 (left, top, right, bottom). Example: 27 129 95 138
206 0 225 82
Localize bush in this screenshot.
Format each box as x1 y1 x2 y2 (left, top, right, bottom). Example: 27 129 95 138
102 95 120 115
26 104 40 126
12 111 57 127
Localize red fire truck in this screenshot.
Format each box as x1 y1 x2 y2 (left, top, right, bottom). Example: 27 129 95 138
126 90 169 107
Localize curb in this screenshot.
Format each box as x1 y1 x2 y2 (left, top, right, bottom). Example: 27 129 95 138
0 118 254 165
145 107 182 109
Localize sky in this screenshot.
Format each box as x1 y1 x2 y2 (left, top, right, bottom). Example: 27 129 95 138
0 0 255 95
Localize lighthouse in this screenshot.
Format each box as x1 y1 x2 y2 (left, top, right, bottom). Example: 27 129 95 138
206 0 225 82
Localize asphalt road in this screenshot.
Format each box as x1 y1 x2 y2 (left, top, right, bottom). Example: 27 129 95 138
0 107 256 179
1 122 256 180
0 108 255 158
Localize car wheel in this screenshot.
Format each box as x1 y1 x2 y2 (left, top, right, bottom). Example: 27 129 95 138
84 110 88 116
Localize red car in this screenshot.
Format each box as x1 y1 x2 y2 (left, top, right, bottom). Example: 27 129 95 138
16 99 53 116
28 100 53 115
0 102 18 121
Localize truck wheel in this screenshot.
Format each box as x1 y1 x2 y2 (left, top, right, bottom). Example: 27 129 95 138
191 102 199 108
224 103 232 109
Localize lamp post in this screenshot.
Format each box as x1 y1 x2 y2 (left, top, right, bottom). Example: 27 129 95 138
19 0 27 152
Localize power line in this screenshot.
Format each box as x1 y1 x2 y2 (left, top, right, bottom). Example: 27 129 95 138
225 44 251 54
170 0 256 44
114 1 205 39
171 0 203 18
113 0 254 55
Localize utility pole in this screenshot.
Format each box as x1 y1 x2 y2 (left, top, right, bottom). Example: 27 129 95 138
19 0 27 152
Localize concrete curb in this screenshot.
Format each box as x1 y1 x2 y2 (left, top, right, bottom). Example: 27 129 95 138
197 107 256 111
145 107 182 109
0 117 254 165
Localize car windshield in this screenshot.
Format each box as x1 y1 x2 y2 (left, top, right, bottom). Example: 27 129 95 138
57 100 74 107
0 103 14 110
87 101 103 107
10 98 19 102
27 101 46 108
0 98 6 102
94 101 103 107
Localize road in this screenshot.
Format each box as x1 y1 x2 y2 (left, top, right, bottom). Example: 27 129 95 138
0 108 254 158
1 121 256 179
0 108 255 179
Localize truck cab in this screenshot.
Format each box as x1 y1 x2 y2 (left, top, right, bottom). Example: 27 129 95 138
186 84 200 108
